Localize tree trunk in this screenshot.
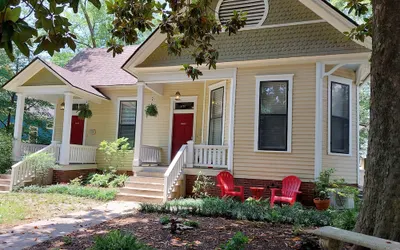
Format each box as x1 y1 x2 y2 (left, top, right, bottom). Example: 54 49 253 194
80 2 97 48
354 0 400 247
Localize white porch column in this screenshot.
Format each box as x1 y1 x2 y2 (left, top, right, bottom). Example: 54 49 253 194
59 92 74 165
133 83 145 166
227 69 237 171
186 140 194 168
12 93 25 161
314 62 324 179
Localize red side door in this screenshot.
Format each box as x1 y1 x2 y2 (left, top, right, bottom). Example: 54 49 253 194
70 116 84 145
171 113 194 160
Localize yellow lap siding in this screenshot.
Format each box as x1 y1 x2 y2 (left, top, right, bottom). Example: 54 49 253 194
233 64 316 182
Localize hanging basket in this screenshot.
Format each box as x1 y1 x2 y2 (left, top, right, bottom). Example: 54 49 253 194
145 103 158 117
77 104 93 120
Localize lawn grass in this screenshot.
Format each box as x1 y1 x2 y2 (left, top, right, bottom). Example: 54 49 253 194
19 184 118 201
0 192 103 230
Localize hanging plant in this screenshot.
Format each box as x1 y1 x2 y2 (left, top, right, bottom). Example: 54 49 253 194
145 103 158 117
77 104 93 120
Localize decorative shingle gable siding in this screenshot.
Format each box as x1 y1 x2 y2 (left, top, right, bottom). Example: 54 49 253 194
139 22 369 67
263 0 321 25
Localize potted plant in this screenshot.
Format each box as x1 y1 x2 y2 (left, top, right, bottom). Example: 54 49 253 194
328 178 359 209
145 103 158 117
77 104 93 120
314 168 335 210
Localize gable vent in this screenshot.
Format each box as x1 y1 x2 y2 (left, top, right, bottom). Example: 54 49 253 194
217 0 269 27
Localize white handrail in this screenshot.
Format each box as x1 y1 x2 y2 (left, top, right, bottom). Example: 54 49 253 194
20 143 48 159
10 143 57 191
193 145 228 168
163 145 187 202
69 144 97 164
140 145 162 164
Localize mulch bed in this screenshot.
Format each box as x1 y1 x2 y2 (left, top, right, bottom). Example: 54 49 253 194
27 212 322 250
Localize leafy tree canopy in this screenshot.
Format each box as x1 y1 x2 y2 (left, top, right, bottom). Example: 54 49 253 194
0 0 246 79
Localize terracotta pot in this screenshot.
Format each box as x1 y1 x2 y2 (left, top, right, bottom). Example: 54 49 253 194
313 198 330 210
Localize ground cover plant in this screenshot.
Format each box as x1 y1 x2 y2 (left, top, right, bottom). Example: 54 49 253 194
28 212 319 250
0 192 102 230
140 197 358 229
19 184 117 201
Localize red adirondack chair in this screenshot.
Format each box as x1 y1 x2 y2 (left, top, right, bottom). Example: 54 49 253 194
270 176 302 208
216 171 245 202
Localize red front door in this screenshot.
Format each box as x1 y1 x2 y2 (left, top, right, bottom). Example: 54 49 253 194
70 116 84 145
171 113 194 159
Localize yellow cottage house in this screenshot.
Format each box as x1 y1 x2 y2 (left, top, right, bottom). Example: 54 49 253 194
2 0 371 204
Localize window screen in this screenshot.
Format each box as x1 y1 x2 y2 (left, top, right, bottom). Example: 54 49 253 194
331 82 350 154
258 81 288 151
118 101 137 147
208 87 224 145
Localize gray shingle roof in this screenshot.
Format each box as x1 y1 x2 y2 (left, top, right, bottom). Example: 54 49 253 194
65 46 138 86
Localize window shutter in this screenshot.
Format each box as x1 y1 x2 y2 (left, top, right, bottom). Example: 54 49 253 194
218 0 268 27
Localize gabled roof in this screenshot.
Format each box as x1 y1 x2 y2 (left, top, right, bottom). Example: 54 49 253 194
3 46 140 100
122 0 371 74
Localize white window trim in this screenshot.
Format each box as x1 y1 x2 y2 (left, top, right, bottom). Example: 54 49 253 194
168 96 198 163
206 81 226 145
328 75 353 156
116 97 138 141
254 74 294 153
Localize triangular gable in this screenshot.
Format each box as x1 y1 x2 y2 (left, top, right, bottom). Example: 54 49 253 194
3 58 109 101
123 0 371 72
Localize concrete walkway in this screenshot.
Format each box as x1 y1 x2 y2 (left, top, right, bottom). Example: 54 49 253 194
0 201 139 250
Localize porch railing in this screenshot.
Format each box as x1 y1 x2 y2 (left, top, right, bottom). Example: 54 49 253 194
163 145 187 202
69 144 97 164
193 145 228 168
20 143 48 158
10 143 58 190
140 145 162 165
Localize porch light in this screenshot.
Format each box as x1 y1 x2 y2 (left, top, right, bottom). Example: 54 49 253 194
60 102 65 110
175 91 181 101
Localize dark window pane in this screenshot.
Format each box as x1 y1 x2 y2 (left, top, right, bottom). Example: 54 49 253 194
258 81 288 151
331 82 350 154
118 101 137 147
209 87 224 145
175 102 194 110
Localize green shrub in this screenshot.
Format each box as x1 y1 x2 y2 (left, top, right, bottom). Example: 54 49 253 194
183 220 199 228
0 130 13 174
90 230 154 250
87 173 128 188
69 176 83 186
332 209 358 230
98 138 131 173
192 171 213 198
219 232 249 250
140 197 356 228
19 184 117 201
109 174 129 188
159 216 170 225
24 152 56 185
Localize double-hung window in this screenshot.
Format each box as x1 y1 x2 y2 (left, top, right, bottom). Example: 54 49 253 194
255 75 293 152
117 100 137 147
329 76 352 155
208 84 225 145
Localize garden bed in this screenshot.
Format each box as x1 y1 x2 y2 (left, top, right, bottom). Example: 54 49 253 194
27 212 321 250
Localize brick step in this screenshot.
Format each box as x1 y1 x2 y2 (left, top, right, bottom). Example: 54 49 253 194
116 193 163 204
124 181 164 190
0 174 11 179
0 185 10 191
0 179 11 185
119 187 163 197
128 176 164 184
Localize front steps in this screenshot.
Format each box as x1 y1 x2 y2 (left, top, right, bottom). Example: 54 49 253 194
0 174 11 192
116 167 184 204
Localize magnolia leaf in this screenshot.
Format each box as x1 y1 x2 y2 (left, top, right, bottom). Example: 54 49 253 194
88 0 101 9
4 7 21 22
